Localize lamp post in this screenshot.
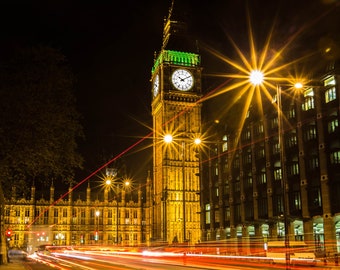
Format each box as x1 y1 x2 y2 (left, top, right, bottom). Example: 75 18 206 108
164 134 201 243
95 210 100 243
276 84 290 269
250 70 293 269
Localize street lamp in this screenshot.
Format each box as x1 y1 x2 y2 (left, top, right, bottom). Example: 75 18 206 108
95 210 100 243
249 70 291 269
164 134 201 243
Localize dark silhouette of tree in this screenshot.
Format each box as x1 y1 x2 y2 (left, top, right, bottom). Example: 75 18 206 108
0 45 84 198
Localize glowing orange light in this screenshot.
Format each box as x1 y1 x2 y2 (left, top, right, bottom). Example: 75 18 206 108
294 82 303 89
164 134 173 143
249 70 264 85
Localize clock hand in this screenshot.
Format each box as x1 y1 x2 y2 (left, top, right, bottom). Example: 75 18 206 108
180 75 191 82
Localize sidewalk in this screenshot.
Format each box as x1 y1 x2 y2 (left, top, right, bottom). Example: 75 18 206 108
0 259 26 270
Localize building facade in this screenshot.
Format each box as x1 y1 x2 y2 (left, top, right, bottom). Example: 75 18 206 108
2 1 339 259
3 176 152 253
150 4 202 244
199 62 340 255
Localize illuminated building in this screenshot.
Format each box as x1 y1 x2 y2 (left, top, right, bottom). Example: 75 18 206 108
2 1 339 260
199 62 340 255
3 176 152 252
150 2 202 244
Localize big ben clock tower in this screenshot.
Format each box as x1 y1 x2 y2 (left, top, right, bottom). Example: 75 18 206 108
151 1 202 244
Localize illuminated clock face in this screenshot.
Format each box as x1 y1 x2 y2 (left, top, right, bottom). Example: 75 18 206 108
171 69 193 91
153 74 159 97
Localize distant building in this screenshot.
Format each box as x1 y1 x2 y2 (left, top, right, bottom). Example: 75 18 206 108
3 174 152 253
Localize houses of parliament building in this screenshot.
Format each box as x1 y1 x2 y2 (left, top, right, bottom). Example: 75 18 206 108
2 1 340 258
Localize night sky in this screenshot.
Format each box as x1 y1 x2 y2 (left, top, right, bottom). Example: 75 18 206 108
1 0 339 187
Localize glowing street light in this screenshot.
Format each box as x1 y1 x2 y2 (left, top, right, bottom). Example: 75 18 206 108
294 82 303 89
249 70 264 85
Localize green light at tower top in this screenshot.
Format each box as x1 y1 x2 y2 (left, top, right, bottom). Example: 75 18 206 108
152 50 200 74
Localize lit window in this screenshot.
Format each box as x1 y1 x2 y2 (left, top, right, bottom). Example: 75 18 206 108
222 141 228 152
293 192 301 210
272 117 278 129
325 87 336 103
215 163 218 175
302 88 315 111
273 142 280 154
274 168 282 181
242 129 251 140
287 134 297 147
246 174 253 188
257 147 265 158
258 170 267 184
205 204 210 224
330 150 340 164
307 156 319 169
324 76 335 86
256 123 264 134
288 163 299 176
288 107 296 119
328 118 338 133
303 125 317 141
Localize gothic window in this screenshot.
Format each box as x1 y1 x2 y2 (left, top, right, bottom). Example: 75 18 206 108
108 210 112 225
24 208 30 224
80 209 85 225
205 204 210 224
54 209 58 224
44 210 49 225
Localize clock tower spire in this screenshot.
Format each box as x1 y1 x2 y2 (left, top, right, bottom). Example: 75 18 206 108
151 1 202 245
